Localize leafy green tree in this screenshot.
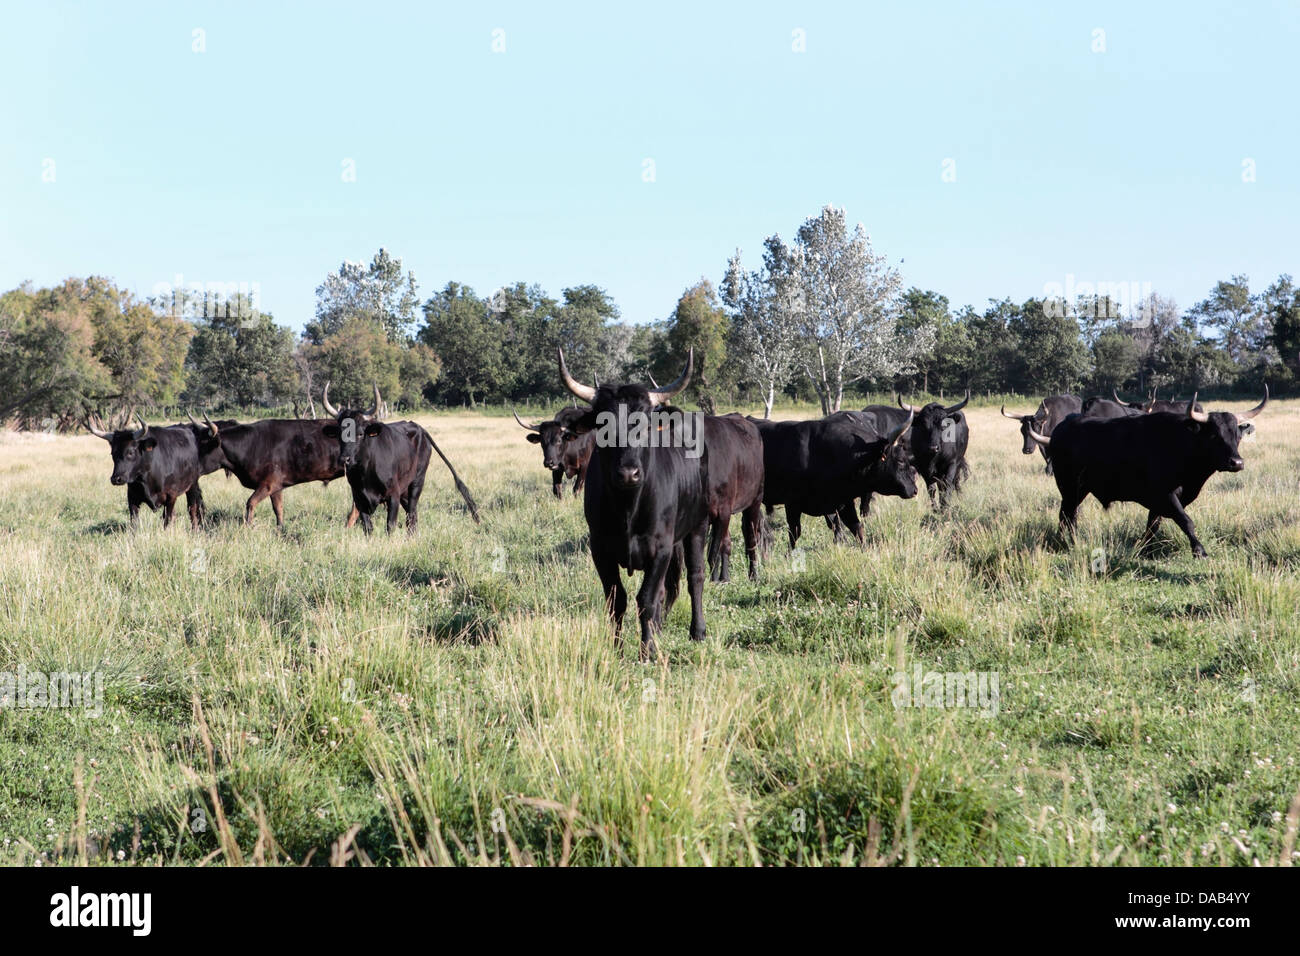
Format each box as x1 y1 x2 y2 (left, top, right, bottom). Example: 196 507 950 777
662 279 728 411
307 317 405 408
183 295 296 409
721 252 800 417
1261 274 1300 387
1007 299 1089 393
1090 330 1141 392
1187 275 1265 367
310 248 420 344
418 283 506 406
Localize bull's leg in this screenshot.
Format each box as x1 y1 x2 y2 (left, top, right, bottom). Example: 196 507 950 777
551 468 564 499
1058 492 1082 539
345 506 360 529
385 496 400 535
635 548 672 661
244 485 272 524
127 484 145 529
926 477 939 509
787 509 803 550
359 509 374 535
186 483 205 529
860 494 874 518
269 490 286 527
684 526 708 642
741 498 762 581
591 543 628 643
838 503 865 546
663 542 683 620
161 495 177 528
1163 493 1207 558
826 512 844 543
708 517 733 583
759 504 775 559
1136 510 1163 554
573 464 587 496
402 492 420 535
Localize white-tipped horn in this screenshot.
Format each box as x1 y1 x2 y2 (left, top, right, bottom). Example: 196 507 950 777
558 348 597 402
321 381 340 417
648 349 692 406
85 416 112 440
1026 426 1051 447
944 392 970 414
1235 385 1268 422
512 409 541 432
1001 405 1026 421
896 394 922 414
1188 393 1209 423
133 414 149 439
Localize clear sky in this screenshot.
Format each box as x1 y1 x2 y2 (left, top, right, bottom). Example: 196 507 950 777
2 1 1296 330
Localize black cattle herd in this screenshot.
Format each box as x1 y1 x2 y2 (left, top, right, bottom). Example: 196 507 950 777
82 353 1270 659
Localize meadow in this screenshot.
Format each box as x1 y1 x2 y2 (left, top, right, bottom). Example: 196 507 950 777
0 399 1297 866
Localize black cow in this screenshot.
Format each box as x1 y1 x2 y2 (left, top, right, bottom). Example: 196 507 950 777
559 349 710 661
750 410 914 550
513 406 595 498
1114 387 1204 416
85 415 204 529
205 414 346 525
698 413 765 582
820 409 919 542
894 393 971 508
322 384 480 534
1000 395 1082 474
1026 390 1267 557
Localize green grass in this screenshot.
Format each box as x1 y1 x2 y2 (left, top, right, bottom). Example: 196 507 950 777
0 400 1298 866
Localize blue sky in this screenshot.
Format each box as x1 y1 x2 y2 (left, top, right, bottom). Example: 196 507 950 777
2 1 1296 330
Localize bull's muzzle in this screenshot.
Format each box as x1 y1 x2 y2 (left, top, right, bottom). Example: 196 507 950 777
617 466 642 488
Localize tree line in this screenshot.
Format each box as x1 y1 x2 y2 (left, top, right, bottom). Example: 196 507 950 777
2 206 1296 430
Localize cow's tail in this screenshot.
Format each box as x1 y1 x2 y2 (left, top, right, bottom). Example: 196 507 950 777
428 434 481 524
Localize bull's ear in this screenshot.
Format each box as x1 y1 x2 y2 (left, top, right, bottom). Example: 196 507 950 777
140 438 157 452
565 412 599 436
364 422 384 438
526 433 542 444
322 424 341 438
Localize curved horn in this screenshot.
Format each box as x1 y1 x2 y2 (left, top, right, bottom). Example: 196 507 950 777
944 391 970 414
1235 384 1268 422
368 383 381 419
512 409 541 432
321 380 340 417
187 411 218 437
1001 405 1026 421
558 348 597 403
133 414 149 440
648 349 692 406
1188 393 1209 423
897 394 923 414
1026 426 1051 447
887 409 914 445
85 416 113 441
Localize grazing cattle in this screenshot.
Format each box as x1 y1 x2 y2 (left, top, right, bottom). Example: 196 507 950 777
750 410 914 550
1026 389 1267 557
513 406 595 498
698 413 765 582
894 393 971 508
559 349 710 661
85 415 204 529
1000 395 1082 474
322 384 480 534
204 415 345 526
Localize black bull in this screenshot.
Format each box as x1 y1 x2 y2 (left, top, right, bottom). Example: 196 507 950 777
749 410 914 550
206 419 347 525
86 416 206 528
1027 390 1267 557
1001 395 1082 473
559 348 721 661
513 406 596 498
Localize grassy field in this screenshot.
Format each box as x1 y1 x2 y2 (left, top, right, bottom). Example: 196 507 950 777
1 399 1298 866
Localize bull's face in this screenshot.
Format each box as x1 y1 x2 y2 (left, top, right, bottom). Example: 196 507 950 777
557 349 693 492
1193 413 1248 473
86 416 155 485
873 439 918 498
321 382 383 468
901 394 967 457
515 409 585 471
1018 418 1039 455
